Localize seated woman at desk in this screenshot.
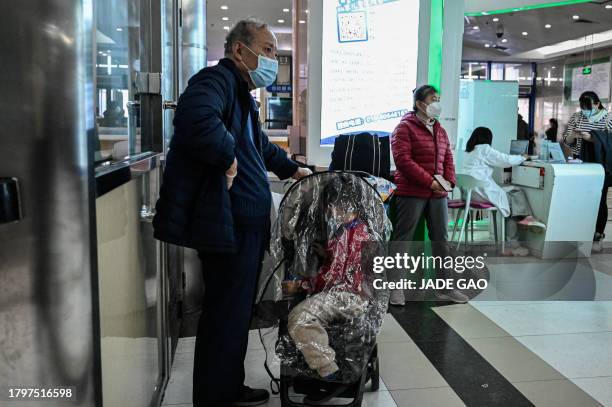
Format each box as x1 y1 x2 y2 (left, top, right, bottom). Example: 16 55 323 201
462 127 545 256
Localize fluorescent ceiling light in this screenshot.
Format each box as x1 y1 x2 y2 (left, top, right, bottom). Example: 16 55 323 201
220 5 228 10
572 15 580 19
545 24 552 28
522 32 528 36
116 27 123 32
493 17 499 22
278 19 285 23
473 26 479 30
502 38 508 43
222 17 229 21
607 4 612 9
514 29 612 59
299 20 306 24
223 26 230 31
283 8 290 12
485 43 490 47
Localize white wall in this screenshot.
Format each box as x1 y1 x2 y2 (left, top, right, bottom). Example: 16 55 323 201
439 0 465 146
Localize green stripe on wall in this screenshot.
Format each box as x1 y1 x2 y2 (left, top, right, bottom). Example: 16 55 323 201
465 0 592 17
428 0 444 90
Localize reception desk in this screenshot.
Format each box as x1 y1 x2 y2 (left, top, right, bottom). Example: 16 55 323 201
511 162 604 258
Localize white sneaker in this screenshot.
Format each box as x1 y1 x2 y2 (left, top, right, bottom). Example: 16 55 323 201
518 216 546 230
511 247 529 257
389 288 405 306
435 290 469 304
593 240 604 253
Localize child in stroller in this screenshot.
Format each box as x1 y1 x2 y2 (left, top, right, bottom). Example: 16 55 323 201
286 181 373 383
259 172 391 406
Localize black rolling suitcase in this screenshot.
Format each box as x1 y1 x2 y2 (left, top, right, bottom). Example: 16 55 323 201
329 133 391 180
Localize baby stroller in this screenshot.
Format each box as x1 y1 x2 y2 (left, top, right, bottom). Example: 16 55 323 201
256 171 392 406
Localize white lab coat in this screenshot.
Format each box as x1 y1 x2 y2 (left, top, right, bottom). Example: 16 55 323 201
461 144 525 217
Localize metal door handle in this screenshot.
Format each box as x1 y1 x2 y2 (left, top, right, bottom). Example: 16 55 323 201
0 177 23 224
163 100 177 110
140 205 155 223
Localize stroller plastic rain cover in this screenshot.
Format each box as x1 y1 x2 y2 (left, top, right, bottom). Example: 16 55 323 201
255 172 392 384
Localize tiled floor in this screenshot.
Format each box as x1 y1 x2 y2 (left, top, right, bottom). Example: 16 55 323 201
435 303 605 407
161 225 612 406
161 315 466 406
163 297 610 406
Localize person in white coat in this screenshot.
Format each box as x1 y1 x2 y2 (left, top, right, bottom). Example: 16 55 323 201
461 127 544 255
462 127 525 217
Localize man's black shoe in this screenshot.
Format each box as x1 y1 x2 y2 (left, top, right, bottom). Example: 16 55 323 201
233 386 270 406
303 383 349 405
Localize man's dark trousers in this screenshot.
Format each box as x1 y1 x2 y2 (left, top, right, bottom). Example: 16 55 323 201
193 227 268 406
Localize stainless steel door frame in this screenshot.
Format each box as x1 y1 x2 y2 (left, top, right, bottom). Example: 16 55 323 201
0 0 101 406
139 0 174 403
140 0 164 154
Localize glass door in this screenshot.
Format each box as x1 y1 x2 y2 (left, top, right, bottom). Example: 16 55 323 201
95 0 142 163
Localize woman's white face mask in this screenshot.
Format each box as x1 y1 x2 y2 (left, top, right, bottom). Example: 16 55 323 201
426 102 442 119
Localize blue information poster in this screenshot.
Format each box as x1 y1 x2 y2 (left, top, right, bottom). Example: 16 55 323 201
320 0 420 145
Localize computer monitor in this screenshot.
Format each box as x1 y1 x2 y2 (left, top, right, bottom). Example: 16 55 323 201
510 140 529 155
266 97 293 130
548 142 567 163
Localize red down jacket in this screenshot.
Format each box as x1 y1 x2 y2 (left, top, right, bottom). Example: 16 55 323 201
391 112 456 198
310 220 370 296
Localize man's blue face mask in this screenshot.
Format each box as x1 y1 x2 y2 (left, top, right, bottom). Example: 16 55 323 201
241 44 278 89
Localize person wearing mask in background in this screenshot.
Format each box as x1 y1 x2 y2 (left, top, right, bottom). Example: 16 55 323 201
389 85 467 305
462 127 546 256
564 91 612 251
545 118 559 142
153 19 311 407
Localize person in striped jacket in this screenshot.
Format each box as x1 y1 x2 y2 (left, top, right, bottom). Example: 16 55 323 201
564 91 612 251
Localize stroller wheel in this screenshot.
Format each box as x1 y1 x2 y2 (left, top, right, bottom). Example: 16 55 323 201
367 344 380 392
369 356 380 391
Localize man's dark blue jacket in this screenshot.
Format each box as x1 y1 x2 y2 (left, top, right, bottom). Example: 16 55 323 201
153 58 298 253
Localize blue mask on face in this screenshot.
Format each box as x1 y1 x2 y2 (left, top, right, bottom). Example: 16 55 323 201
582 109 594 118
241 44 278 89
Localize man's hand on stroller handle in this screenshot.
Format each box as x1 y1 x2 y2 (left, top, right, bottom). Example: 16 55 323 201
281 278 312 295
292 167 313 180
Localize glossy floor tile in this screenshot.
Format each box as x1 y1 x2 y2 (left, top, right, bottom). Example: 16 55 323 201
464 336 565 383
163 330 400 406
162 353 193 405
164 298 612 407
517 332 612 380
378 313 413 343
445 302 612 406
513 379 603 407
570 377 612 407
392 303 533 406
390 387 466 407
431 303 510 339
472 301 612 336
378 341 449 391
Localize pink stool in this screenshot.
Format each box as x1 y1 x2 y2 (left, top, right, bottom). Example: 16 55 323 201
450 175 505 250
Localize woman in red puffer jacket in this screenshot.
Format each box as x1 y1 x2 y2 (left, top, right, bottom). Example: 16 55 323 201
389 85 467 305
